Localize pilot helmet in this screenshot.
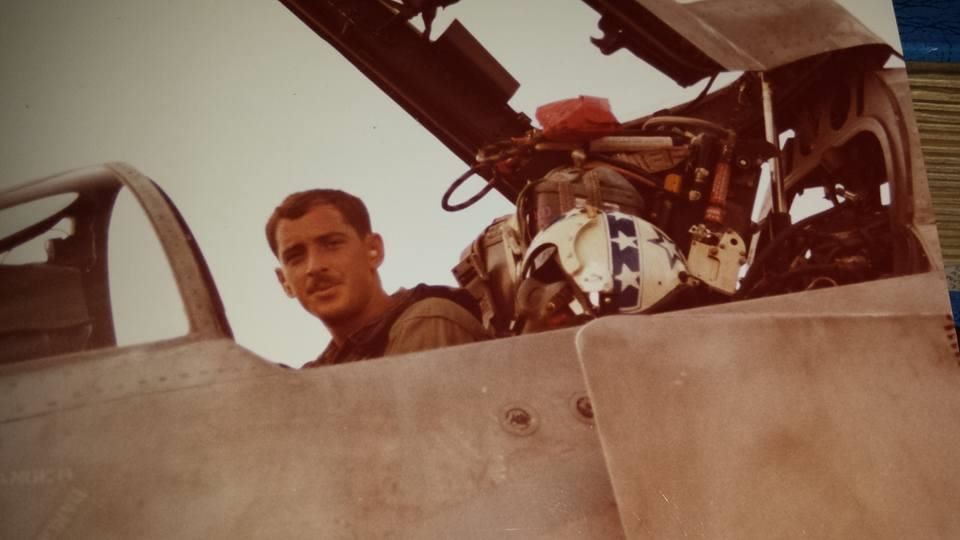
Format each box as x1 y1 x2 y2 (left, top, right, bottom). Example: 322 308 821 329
515 206 690 332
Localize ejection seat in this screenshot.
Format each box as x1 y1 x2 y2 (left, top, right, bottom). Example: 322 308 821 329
0 263 93 364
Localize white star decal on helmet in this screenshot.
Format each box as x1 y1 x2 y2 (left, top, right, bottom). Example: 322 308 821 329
615 266 643 292
611 230 639 251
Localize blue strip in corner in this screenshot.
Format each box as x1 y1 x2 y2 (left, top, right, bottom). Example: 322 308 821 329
949 290 960 324
893 0 960 62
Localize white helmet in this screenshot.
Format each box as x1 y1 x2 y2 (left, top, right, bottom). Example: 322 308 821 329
516 207 690 331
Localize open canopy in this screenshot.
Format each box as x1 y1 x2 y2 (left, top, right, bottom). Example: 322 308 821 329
586 0 891 86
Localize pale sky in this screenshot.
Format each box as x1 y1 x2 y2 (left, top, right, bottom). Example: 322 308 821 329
0 0 903 366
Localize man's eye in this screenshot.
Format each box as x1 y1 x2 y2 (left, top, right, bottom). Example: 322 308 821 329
323 239 344 249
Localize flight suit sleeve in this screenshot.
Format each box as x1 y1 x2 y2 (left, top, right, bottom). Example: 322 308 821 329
384 298 489 356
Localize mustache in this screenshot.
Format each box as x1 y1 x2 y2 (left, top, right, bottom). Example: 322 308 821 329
306 275 342 294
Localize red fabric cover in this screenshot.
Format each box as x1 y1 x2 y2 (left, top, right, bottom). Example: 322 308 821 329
535 96 620 141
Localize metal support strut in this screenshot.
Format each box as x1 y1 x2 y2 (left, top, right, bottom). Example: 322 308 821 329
761 71 790 235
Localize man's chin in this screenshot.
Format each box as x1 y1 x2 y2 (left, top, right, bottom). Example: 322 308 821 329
307 298 351 324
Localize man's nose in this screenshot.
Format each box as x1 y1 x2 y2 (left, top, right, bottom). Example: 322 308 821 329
305 247 330 274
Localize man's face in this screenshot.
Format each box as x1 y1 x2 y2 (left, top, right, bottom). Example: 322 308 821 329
274 204 384 326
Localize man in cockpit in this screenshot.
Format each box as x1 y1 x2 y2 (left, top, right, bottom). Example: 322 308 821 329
265 189 488 366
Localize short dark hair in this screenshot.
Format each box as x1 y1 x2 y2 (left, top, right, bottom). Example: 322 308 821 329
265 189 372 257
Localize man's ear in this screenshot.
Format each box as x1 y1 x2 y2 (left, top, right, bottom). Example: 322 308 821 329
365 233 385 269
275 268 295 298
